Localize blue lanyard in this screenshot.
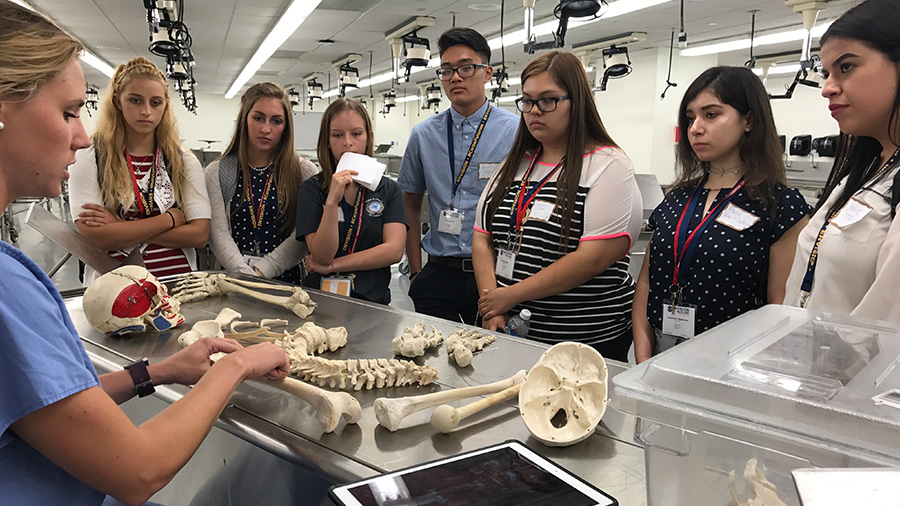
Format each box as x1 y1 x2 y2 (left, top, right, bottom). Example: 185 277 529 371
672 178 745 294
446 104 492 208
799 146 900 306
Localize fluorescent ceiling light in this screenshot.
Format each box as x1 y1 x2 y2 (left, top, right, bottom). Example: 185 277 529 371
497 95 518 103
752 64 804 76
9 0 115 78
225 0 322 98
323 0 673 97
396 95 420 103
80 51 115 78
681 22 832 57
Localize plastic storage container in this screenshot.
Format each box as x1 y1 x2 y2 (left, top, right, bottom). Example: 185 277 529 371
612 305 900 506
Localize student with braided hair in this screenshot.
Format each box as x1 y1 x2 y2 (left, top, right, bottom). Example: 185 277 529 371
69 56 210 283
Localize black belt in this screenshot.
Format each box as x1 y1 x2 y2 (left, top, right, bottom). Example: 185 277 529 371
429 256 474 273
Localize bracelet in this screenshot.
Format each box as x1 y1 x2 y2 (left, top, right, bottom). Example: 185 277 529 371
165 210 176 229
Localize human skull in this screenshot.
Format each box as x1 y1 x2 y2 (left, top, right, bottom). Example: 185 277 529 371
519 342 609 447
83 265 185 336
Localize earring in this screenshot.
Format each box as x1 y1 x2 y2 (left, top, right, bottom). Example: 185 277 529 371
0 121 4 131
745 127 751 132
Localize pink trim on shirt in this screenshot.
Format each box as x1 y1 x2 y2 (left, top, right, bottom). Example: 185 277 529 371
579 231 633 251
474 225 490 234
523 146 616 165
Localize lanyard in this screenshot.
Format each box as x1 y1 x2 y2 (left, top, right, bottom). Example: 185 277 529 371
125 148 158 217
446 104 492 208
245 169 274 230
340 187 366 255
799 146 900 307
671 177 745 301
508 146 564 232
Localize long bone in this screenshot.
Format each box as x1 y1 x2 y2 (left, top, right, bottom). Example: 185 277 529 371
172 273 316 318
430 383 522 433
177 318 360 433
373 370 526 432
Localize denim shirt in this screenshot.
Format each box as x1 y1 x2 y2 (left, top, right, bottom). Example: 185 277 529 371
398 99 519 257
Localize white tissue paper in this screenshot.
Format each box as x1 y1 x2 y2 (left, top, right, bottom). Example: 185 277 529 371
337 152 386 191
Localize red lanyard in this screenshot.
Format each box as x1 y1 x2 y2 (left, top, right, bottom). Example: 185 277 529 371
510 147 564 232
671 178 745 287
245 170 274 229
125 149 158 217
341 188 365 254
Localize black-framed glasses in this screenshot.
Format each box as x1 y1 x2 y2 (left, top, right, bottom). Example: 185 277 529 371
436 64 488 81
515 95 570 113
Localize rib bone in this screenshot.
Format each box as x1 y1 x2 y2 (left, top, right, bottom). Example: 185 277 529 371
374 370 526 432
431 383 522 433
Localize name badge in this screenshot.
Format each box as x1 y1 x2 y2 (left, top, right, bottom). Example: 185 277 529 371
321 276 352 297
661 301 696 339
479 162 501 180
528 200 555 222
337 207 345 223
495 249 516 279
715 203 759 231
242 254 263 268
831 197 872 229
438 208 464 235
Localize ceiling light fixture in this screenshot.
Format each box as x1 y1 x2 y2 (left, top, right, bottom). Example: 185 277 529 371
681 21 832 57
225 0 322 99
334 53 362 97
524 0 609 54
320 0 673 98
598 45 632 91
9 0 115 78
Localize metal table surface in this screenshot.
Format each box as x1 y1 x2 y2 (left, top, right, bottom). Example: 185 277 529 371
66 279 646 505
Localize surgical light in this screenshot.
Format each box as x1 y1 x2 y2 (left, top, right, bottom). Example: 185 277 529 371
307 80 324 108
402 31 431 80
426 83 442 107
339 63 360 97
598 45 631 91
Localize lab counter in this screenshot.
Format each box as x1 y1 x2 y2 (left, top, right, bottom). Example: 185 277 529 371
65 280 646 505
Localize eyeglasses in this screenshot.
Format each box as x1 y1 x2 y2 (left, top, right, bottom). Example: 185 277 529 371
436 64 488 81
515 95 570 113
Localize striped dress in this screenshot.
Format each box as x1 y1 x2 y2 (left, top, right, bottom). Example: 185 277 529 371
475 147 643 353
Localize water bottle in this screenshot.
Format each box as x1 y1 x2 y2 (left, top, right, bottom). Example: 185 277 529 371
505 309 531 337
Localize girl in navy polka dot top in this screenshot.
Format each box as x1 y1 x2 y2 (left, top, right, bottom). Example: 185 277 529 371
633 66 811 363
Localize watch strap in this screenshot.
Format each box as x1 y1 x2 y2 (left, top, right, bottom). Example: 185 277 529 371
125 358 155 398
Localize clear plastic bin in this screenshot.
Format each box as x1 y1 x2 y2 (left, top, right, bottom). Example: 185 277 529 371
612 305 900 506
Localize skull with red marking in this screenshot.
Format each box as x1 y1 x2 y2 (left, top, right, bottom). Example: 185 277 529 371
83 265 185 336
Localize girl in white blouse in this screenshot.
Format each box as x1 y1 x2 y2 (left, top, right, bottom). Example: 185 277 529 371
784 0 900 321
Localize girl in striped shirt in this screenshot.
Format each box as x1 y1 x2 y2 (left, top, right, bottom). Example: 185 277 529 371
69 57 210 284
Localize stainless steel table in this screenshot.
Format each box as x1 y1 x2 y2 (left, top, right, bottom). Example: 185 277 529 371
66 279 646 505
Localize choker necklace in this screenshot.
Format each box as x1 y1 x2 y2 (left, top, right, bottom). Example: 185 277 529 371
708 164 743 176
248 162 271 172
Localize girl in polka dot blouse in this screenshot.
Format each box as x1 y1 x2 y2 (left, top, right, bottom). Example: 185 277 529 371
633 66 811 363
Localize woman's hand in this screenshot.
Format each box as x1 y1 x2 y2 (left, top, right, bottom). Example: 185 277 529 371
481 313 510 332
326 169 359 207
305 255 334 275
478 287 520 321
154 337 244 386
78 203 122 227
226 342 291 380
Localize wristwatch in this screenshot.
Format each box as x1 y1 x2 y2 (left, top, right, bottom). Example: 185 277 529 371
125 358 155 398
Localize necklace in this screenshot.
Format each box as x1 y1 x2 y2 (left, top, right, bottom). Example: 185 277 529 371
708 164 743 176
248 162 271 172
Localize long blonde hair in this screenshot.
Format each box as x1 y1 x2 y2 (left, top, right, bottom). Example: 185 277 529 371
93 56 187 217
0 2 82 102
221 82 303 233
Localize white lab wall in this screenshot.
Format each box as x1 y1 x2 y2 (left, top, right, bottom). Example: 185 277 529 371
79 59 842 179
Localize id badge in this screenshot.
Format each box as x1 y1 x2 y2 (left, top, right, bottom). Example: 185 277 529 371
495 249 516 279
661 300 696 339
438 208 464 235
321 276 352 297
479 162 501 180
528 200 555 222
242 254 263 268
